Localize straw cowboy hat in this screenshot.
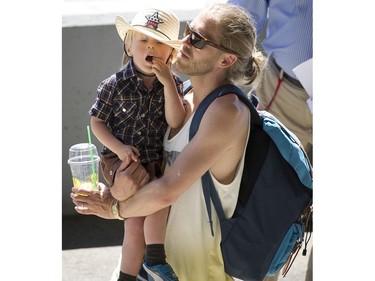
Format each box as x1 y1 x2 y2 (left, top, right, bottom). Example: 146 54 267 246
115 8 182 50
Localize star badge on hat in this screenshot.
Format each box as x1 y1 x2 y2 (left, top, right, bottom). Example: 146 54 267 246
145 12 164 30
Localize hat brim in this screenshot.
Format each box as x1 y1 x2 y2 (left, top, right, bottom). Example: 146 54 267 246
115 16 182 50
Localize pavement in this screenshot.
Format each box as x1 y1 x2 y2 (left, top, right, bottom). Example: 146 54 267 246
62 215 312 281
62 215 124 281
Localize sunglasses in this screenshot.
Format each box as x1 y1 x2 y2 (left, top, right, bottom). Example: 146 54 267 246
183 22 237 55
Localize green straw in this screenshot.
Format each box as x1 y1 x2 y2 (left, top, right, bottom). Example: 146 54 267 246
87 125 97 189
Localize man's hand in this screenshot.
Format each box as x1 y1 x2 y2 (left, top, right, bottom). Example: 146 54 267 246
110 157 150 201
70 183 114 219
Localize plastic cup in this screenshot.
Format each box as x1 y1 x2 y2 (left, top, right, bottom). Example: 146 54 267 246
69 143 98 159
67 155 100 192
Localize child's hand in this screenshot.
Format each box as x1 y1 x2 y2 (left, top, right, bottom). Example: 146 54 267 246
151 57 174 86
118 145 140 162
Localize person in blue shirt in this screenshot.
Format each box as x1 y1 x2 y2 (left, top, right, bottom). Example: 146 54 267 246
225 1 313 280
227 0 312 161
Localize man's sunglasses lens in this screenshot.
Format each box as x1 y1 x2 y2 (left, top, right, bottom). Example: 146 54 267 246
190 32 206 49
184 24 206 49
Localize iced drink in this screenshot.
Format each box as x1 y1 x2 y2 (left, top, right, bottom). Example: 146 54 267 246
68 155 100 192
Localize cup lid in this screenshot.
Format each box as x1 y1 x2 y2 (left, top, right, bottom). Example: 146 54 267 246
69 143 98 158
67 154 100 165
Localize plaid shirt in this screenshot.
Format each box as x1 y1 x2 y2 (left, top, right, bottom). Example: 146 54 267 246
89 59 183 164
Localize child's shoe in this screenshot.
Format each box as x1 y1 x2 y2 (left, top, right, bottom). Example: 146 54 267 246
143 262 179 281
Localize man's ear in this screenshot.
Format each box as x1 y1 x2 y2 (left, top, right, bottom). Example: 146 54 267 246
219 54 237 68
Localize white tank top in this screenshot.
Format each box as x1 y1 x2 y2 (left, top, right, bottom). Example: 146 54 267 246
163 112 249 281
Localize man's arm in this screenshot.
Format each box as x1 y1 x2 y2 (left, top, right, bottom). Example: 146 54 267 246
116 93 250 218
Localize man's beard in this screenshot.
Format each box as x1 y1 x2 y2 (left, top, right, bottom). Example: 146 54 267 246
175 51 220 76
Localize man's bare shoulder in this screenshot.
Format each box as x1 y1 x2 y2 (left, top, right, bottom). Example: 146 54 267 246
205 93 249 126
195 92 249 151
200 93 250 184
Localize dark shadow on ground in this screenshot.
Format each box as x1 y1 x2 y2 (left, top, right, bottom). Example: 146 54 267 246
62 215 124 250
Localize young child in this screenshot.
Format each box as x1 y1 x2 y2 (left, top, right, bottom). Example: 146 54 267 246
89 8 185 281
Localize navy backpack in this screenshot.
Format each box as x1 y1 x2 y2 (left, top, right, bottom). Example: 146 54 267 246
186 82 313 281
